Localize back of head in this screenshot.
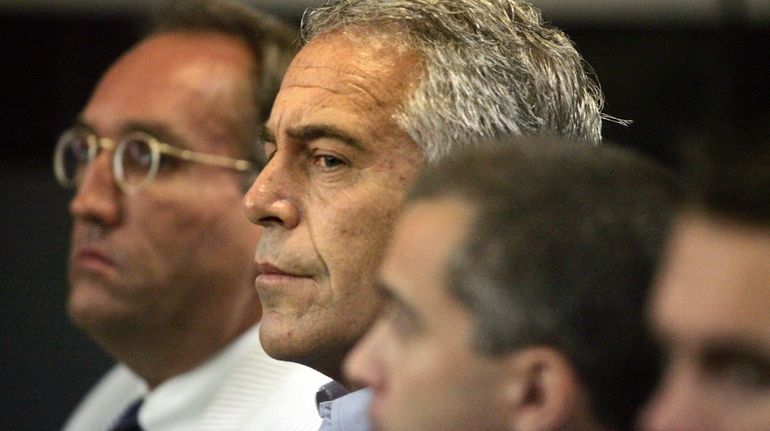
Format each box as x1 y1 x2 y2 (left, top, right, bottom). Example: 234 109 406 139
302 0 605 162
410 140 682 429
149 0 298 167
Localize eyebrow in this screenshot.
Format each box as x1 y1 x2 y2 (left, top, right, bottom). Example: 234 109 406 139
285 124 364 151
74 117 189 149
656 325 770 371
701 338 770 367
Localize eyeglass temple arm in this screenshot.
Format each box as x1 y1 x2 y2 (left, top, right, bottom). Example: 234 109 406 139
158 143 256 172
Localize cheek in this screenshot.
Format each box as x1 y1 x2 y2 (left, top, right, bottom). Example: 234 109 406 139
138 197 207 249
141 179 242 236
733 396 770 430
131 186 251 272
114 199 203 288
310 186 403 289
385 337 457 392
327 183 402 248
384 345 473 430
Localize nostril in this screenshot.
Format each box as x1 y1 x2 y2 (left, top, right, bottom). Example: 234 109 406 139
258 216 284 226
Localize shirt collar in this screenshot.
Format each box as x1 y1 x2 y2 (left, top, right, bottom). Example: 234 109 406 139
316 380 349 410
316 385 373 431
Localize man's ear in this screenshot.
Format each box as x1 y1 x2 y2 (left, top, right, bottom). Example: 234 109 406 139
501 347 582 431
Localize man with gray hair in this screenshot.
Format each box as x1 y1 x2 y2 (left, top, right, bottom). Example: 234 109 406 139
243 1 606 428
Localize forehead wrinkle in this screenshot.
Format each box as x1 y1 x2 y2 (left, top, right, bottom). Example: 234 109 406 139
283 67 392 110
272 88 395 144
348 82 388 109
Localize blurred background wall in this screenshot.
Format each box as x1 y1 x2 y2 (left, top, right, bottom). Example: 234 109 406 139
1 1 767 429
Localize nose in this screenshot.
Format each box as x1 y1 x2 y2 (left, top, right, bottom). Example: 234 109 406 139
243 151 301 229
69 150 122 226
640 365 708 431
344 319 389 391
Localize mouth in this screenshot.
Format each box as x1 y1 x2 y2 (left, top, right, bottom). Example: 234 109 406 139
74 247 116 273
256 262 297 276
254 262 314 291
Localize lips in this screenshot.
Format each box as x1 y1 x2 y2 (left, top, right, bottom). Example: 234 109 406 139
255 262 311 280
256 263 296 276
254 262 315 290
74 246 116 273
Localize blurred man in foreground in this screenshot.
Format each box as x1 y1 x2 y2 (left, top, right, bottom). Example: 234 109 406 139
58 1 327 430
243 1 608 427
641 131 770 431
346 141 681 431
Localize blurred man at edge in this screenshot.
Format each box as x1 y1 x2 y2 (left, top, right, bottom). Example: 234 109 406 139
641 126 770 431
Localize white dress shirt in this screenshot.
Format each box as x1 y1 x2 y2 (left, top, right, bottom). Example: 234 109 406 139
62 324 330 431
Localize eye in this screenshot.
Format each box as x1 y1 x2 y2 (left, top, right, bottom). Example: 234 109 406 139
721 359 770 390
69 133 93 162
704 350 770 391
156 154 179 171
314 154 346 170
122 137 154 170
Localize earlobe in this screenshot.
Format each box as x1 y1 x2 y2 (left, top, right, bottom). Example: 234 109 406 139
502 347 581 431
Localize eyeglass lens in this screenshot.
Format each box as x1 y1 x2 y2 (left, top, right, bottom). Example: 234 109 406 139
117 136 156 189
55 130 159 191
56 131 93 186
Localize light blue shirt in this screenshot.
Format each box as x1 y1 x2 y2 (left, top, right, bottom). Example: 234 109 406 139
316 381 372 431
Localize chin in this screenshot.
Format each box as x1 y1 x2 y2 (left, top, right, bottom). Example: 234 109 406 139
257 311 307 361
68 296 113 329
67 284 105 326
258 312 347 379
67 284 139 338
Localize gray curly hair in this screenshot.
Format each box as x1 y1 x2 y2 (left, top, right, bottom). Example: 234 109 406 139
302 0 606 163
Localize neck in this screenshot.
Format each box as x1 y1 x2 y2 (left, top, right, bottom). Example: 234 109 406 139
94 297 260 388
308 346 355 390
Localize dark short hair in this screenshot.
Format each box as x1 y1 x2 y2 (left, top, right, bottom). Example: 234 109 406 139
408 140 682 430
148 0 298 186
679 118 770 224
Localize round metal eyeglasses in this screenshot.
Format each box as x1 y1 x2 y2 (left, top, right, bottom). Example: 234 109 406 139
53 128 257 194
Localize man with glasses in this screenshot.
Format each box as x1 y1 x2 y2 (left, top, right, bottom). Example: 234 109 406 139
57 1 327 430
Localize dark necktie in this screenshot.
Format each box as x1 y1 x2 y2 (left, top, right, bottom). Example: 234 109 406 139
109 398 144 431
